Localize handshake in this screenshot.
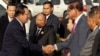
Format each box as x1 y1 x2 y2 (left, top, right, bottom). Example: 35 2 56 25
42 45 55 54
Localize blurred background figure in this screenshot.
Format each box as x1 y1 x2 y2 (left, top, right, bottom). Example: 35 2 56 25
0 3 16 51
42 1 60 32
59 19 73 42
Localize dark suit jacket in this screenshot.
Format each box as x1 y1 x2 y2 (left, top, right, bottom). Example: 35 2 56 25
0 14 9 51
56 14 91 56
29 25 56 56
0 18 42 56
92 30 100 56
46 14 60 32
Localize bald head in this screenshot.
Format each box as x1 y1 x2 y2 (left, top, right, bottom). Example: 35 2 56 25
35 13 47 27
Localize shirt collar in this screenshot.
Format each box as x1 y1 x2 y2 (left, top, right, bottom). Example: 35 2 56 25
93 26 98 31
16 18 23 27
99 26 100 29
46 14 50 19
8 16 13 22
74 13 84 24
37 27 42 31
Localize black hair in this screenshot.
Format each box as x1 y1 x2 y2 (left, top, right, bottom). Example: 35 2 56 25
68 0 83 11
91 6 98 11
43 1 53 8
15 4 28 17
7 3 16 9
88 6 99 18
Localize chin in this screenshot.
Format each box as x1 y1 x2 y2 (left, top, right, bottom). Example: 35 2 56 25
38 26 43 28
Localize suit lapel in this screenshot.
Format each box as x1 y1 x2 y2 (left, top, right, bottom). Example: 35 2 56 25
38 27 45 38
47 14 52 25
14 18 26 34
88 27 99 39
74 14 86 33
3 14 9 24
92 29 100 56
92 27 99 35
32 25 37 36
37 26 48 41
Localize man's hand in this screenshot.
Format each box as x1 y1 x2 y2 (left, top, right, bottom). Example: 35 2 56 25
67 19 73 32
42 45 55 54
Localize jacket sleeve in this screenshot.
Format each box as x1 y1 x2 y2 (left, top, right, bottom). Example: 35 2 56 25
48 28 56 44
13 27 42 52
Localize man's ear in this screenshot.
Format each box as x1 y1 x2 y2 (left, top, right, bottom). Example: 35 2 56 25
52 7 54 11
74 8 78 14
45 19 47 24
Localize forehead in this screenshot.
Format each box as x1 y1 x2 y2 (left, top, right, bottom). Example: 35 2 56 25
36 14 45 20
7 6 16 9
87 16 95 21
24 8 29 13
43 4 51 7
37 14 45 18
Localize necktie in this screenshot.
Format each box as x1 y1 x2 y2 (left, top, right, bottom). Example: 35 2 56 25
21 24 26 35
72 23 76 33
23 24 26 31
36 28 41 36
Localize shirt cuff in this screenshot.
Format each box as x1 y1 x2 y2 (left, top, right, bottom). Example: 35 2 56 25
54 44 58 51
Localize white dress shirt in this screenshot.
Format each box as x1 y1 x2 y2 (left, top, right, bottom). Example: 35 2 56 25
99 26 100 29
74 13 84 27
93 26 98 31
36 27 42 35
46 14 50 19
8 16 13 22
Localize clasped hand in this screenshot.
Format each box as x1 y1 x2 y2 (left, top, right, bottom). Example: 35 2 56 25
43 45 55 54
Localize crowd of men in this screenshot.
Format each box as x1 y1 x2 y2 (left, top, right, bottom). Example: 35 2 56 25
0 0 100 56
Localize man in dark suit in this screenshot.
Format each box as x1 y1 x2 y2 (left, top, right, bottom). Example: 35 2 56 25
0 4 51 56
29 13 56 56
80 7 99 56
43 1 60 32
45 0 91 56
0 3 16 51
